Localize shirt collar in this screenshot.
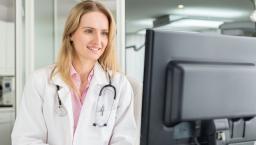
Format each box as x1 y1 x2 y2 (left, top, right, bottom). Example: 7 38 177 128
70 64 94 82
70 64 77 77
52 62 108 88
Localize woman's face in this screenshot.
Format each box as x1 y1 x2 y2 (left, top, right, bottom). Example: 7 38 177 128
71 11 109 63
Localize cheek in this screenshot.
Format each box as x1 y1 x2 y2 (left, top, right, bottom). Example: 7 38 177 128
102 40 108 52
103 38 109 47
73 37 88 49
73 42 83 52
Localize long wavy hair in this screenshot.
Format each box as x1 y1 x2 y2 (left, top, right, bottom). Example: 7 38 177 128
52 0 118 91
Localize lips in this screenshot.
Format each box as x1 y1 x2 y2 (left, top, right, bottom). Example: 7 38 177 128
87 47 101 52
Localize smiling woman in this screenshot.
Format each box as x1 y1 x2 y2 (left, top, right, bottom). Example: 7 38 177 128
11 1 137 145
71 11 109 67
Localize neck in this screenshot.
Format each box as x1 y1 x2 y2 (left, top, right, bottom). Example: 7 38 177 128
72 58 96 82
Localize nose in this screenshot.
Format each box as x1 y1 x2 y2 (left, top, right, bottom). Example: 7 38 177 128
92 31 101 45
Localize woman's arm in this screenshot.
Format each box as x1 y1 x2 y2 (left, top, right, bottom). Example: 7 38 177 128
12 72 49 145
109 76 137 145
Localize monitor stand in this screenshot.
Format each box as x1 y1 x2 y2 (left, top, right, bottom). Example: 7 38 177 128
173 117 256 145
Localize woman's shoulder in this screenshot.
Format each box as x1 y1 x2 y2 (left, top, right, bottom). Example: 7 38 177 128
111 71 125 80
112 71 132 88
96 63 129 84
27 64 56 85
23 65 56 97
31 64 55 78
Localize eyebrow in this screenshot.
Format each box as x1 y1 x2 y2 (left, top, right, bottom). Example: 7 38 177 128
81 26 109 31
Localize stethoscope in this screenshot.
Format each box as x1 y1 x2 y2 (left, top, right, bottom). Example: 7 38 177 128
55 71 116 127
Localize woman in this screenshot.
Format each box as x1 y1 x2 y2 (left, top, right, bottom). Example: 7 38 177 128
12 1 136 145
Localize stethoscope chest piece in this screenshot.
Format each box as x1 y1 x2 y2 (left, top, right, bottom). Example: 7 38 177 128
55 85 67 117
55 105 67 117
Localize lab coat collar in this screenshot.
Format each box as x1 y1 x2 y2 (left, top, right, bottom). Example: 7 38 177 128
93 62 109 85
51 61 108 88
51 74 69 91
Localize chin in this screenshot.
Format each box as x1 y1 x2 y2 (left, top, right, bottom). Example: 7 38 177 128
88 55 101 62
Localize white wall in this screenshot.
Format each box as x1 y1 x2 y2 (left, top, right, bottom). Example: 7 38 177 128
125 34 145 83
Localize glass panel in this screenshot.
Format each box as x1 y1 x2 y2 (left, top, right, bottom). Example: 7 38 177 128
34 0 55 69
0 0 16 145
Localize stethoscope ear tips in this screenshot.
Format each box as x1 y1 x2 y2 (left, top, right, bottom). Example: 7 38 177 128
93 123 97 126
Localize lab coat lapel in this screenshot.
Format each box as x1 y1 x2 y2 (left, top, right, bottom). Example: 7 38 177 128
73 63 109 143
51 63 109 144
87 62 109 100
51 73 74 137
94 62 109 84
80 62 108 119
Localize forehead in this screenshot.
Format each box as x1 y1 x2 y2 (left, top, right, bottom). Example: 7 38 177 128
79 11 109 30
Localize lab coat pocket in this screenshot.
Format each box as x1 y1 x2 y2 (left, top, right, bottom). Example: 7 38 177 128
95 109 115 126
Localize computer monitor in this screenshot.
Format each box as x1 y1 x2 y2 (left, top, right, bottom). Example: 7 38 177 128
141 29 256 145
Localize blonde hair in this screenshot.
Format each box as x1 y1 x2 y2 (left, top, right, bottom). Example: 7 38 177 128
52 0 118 91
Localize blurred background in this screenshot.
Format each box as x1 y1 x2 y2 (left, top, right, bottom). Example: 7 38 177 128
0 0 256 144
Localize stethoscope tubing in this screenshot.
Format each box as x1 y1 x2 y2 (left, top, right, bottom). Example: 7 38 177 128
93 72 116 127
55 71 116 127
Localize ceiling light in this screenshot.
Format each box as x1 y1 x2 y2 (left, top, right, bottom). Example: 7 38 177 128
173 8 247 19
250 10 256 22
172 19 223 28
134 18 154 26
155 19 223 30
250 0 256 22
177 4 184 9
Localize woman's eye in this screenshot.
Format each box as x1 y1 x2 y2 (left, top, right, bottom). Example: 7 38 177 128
101 31 109 36
84 29 93 33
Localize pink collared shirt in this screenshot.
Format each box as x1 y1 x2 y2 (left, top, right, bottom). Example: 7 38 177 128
70 65 94 134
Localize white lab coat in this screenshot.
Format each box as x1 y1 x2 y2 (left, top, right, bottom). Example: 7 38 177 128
12 62 137 145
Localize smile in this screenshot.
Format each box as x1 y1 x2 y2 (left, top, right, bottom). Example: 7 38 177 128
87 47 101 51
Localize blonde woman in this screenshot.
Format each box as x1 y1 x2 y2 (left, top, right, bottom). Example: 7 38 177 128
12 1 136 145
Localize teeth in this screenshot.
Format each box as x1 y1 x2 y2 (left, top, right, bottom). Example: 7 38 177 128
88 47 100 51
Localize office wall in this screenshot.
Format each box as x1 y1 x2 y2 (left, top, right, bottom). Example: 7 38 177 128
125 34 145 83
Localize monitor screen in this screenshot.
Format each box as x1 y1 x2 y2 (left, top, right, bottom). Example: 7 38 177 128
141 29 256 145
